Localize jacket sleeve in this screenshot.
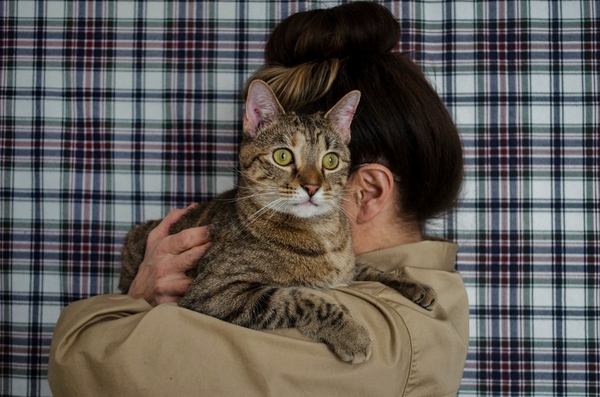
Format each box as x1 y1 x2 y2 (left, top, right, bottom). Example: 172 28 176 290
49 276 467 397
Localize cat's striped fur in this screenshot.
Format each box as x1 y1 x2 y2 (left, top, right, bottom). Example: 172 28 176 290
119 80 436 364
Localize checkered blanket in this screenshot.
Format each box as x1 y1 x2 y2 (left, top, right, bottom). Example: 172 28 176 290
1 1 598 396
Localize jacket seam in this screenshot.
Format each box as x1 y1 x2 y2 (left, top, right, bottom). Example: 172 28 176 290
370 286 414 397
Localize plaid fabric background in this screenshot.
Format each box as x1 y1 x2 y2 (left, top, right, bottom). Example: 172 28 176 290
1 1 598 396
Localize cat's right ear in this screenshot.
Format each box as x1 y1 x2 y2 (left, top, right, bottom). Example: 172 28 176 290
243 80 285 138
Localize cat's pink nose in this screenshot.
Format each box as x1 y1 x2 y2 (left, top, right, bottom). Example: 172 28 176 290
303 184 320 197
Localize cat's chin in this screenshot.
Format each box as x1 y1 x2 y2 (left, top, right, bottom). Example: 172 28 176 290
286 201 330 219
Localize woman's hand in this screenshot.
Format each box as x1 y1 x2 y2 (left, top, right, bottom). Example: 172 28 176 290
128 204 211 306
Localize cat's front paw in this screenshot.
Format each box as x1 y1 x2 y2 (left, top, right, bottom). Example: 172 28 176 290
322 317 372 364
403 281 437 310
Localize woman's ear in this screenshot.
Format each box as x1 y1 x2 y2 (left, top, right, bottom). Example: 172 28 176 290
352 164 396 224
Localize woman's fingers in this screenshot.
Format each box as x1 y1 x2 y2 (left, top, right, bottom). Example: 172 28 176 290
153 276 195 304
127 204 211 306
171 239 212 272
146 226 211 279
163 226 211 257
147 204 198 244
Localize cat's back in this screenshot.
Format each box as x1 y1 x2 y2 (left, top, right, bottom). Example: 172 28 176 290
170 189 239 234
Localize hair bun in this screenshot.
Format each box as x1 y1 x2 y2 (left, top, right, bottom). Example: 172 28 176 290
265 2 400 66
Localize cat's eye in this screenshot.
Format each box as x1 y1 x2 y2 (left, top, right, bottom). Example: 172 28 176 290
273 149 294 166
322 153 339 170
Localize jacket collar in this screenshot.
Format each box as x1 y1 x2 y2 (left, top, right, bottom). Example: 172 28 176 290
357 239 458 273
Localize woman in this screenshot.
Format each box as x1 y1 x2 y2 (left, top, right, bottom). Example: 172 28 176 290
49 3 468 396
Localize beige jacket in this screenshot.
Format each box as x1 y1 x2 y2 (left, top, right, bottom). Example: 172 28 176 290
49 240 469 397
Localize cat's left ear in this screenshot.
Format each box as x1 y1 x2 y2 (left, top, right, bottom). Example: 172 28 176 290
243 80 285 138
324 91 361 144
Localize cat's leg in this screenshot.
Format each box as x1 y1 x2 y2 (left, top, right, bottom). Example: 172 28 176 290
354 260 437 310
180 281 372 364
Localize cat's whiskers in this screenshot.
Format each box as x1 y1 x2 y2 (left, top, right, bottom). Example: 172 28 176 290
222 164 262 189
331 200 359 225
214 191 275 203
334 188 361 224
234 190 279 202
267 198 292 221
239 205 272 230
237 169 276 189
238 197 286 231
223 163 239 174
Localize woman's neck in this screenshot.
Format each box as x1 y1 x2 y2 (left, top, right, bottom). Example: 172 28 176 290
351 215 422 255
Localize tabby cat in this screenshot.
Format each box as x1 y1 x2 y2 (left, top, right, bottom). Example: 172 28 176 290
119 80 436 364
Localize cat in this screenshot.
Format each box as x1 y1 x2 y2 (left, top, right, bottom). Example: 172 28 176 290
119 79 436 364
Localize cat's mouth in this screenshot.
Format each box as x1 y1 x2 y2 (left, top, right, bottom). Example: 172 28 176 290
286 197 328 218
294 200 318 208
294 193 323 207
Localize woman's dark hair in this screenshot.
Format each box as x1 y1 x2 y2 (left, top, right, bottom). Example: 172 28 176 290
245 2 463 229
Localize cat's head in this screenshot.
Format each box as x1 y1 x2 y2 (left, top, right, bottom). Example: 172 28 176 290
238 80 360 219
